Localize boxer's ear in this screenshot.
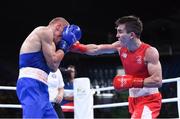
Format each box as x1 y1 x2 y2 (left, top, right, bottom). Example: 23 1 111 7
129 32 136 39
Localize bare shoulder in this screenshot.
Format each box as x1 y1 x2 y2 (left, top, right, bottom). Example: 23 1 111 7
34 26 47 31
20 26 52 54
145 46 159 63
34 26 52 41
34 26 50 36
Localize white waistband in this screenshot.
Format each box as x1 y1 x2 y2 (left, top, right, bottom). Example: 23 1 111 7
18 67 48 85
129 87 159 97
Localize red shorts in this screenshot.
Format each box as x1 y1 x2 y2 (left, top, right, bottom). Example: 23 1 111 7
128 93 162 119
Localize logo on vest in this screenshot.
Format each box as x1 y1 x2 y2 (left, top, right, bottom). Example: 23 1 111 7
121 53 127 58
136 56 142 64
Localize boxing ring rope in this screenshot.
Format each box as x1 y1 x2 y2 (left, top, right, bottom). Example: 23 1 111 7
0 77 180 117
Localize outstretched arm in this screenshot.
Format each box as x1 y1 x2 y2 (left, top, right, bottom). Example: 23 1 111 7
70 41 121 55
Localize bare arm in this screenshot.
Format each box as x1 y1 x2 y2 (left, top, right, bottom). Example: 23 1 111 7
55 87 64 103
41 29 64 72
143 47 162 87
70 41 121 55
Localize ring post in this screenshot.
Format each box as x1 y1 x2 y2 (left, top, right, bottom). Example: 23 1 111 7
74 77 94 119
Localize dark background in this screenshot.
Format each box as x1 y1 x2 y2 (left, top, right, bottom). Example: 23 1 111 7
1 0 180 84
1 0 180 63
0 0 180 118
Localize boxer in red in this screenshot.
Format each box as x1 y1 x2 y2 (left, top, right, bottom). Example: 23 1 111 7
70 15 162 119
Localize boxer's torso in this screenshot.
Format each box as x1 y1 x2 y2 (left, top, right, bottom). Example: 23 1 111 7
119 43 159 97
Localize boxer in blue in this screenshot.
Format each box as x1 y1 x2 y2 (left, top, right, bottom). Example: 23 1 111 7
16 17 81 118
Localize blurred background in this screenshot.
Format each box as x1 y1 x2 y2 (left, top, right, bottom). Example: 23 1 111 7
0 0 180 118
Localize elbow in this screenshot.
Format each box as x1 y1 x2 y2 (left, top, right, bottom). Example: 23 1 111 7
49 66 58 72
52 62 59 71
49 55 63 71
48 61 59 72
154 77 162 88
50 67 58 72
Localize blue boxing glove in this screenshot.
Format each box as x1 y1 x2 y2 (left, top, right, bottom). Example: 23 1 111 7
57 25 82 53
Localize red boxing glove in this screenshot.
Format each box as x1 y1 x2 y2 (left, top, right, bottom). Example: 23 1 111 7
71 42 87 53
113 75 144 91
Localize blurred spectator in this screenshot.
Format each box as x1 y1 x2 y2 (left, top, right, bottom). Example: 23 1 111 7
48 68 65 118
61 65 76 118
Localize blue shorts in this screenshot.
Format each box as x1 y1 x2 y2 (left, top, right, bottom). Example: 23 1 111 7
16 78 58 118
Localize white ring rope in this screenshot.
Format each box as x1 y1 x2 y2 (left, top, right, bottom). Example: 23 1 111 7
0 77 179 91
0 86 16 90
0 77 180 117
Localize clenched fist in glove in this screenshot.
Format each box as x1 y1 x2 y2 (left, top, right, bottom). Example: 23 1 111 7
113 75 144 91
57 24 81 53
